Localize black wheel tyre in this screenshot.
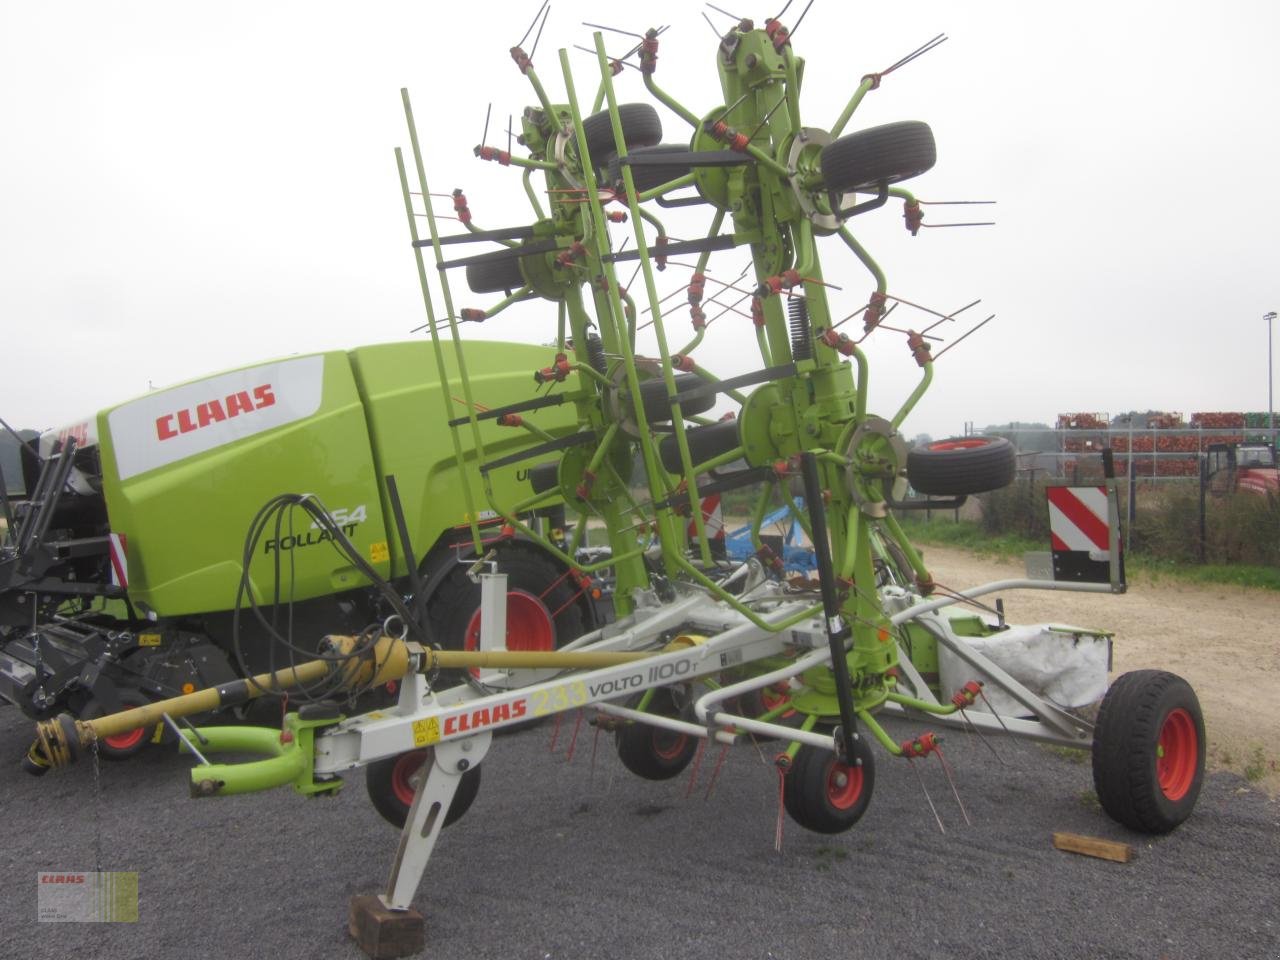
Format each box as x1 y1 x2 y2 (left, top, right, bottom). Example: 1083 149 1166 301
906 435 1015 496
820 121 936 192
528 462 559 494
79 689 154 760
1091 670 1205 834
615 687 698 780
607 144 693 193
581 103 663 167
365 749 481 829
428 549 587 655
783 738 876 834
465 255 526 294
637 373 716 423
659 419 740 473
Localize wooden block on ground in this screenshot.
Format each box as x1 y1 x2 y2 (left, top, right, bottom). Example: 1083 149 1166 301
1052 831 1134 863
349 894 425 959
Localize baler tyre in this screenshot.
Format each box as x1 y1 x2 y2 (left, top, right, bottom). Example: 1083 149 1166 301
428 549 586 657
1091 670 1205 834
465 255 526 294
783 737 876 834
607 143 694 193
581 103 663 168
820 121 936 193
906 435 1015 496
365 749 482 830
78 689 154 760
638 373 716 423
616 687 698 781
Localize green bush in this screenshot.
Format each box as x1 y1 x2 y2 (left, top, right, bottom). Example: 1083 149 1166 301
1129 485 1202 563
1128 485 1280 567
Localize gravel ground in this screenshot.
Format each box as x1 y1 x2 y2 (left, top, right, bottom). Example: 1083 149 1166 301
2 702 1277 960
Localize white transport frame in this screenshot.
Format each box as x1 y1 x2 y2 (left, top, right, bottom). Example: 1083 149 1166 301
311 548 1122 912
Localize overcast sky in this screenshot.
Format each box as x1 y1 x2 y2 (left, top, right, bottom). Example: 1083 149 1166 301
3 1 1278 441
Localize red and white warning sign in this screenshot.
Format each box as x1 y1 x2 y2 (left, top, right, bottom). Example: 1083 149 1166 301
690 492 726 558
1045 485 1119 584
1047 485 1110 558
690 493 725 540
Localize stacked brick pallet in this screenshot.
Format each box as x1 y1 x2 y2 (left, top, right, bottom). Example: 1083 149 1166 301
1056 411 1273 479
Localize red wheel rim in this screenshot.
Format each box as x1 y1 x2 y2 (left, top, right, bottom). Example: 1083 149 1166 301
1156 708 1198 802
390 751 428 807
104 726 147 751
826 760 864 809
464 590 556 653
653 730 689 761
928 438 989 451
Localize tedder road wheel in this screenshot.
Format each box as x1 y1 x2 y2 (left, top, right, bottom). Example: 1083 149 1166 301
365 749 481 830
906 435 1016 496
819 120 936 193
1092 670 1205 834
616 686 698 780
783 737 876 834
429 549 587 657
78 688 155 761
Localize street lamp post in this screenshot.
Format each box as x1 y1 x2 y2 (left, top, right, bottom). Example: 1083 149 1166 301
1268 312 1278 445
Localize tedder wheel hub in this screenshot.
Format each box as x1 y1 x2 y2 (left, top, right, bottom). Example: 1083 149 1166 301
1156 707 1199 803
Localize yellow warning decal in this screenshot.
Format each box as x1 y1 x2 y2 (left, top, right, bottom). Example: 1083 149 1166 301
412 717 440 746
138 633 162 647
370 541 389 563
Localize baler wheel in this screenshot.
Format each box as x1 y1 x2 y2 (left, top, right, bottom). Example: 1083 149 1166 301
79 689 155 760
1092 670 1205 834
429 550 586 659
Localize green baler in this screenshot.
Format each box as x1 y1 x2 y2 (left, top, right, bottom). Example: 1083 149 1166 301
0 338 596 751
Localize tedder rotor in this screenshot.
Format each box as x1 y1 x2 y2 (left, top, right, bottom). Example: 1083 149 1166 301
28 8 1205 957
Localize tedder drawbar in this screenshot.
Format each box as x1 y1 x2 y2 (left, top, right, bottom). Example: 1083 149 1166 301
27 7 1205 956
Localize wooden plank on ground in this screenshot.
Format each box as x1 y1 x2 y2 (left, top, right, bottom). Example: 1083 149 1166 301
1052 831 1135 863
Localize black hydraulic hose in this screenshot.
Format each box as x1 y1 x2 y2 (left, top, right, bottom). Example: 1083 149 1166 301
799 452 859 762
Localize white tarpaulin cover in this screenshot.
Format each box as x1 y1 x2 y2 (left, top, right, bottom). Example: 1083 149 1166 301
937 621 1112 718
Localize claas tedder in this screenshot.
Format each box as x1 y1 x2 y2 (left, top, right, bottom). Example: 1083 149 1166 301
26 6 1204 955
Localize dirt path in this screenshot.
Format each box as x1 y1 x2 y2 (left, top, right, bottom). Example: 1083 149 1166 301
918 544 1280 792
